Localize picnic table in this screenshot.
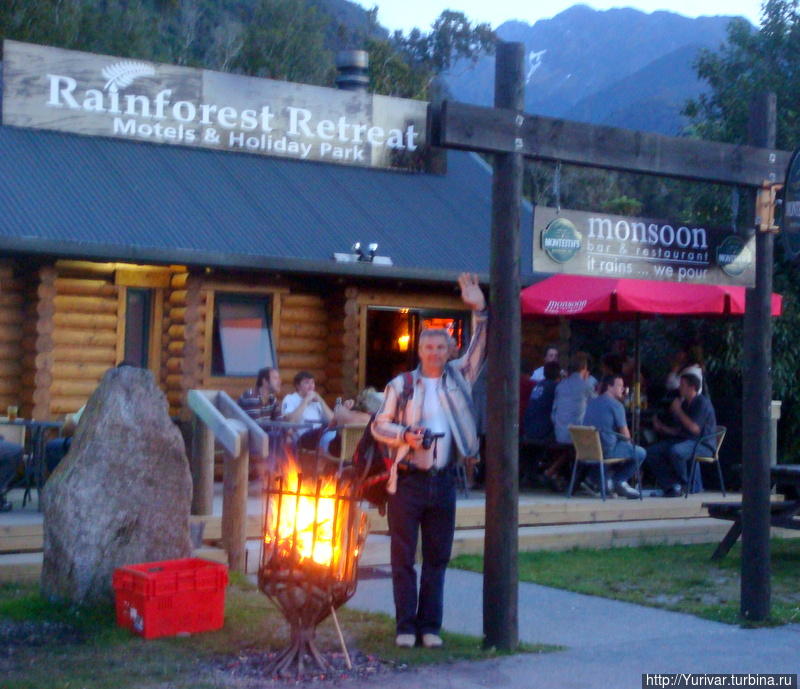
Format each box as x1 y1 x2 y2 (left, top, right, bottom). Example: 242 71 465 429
703 464 800 560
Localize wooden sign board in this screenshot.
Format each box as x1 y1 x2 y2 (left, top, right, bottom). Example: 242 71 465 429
533 206 755 286
2 40 431 172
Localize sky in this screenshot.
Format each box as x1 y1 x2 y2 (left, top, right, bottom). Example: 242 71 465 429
359 0 764 34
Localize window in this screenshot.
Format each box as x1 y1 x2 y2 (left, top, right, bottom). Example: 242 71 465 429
211 294 275 376
124 288 152 368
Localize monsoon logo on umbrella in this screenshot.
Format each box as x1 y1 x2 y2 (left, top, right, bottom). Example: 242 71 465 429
541 217 581 263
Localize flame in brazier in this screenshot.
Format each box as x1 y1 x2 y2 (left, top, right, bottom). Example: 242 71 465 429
258 451 368 676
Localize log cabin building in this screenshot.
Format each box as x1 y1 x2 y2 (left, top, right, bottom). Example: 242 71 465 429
0 45 558 426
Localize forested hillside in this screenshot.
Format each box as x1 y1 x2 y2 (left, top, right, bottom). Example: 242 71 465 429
0 0 493 99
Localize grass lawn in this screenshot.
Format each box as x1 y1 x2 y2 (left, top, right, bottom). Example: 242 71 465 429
0 574 554 689
451 538 800 626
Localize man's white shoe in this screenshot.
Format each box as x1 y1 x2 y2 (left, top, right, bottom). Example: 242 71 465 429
615 481 641 500
422 633 443 648
395 634 416 648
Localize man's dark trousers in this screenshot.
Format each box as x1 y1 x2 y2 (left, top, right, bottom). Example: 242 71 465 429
387 468 456 636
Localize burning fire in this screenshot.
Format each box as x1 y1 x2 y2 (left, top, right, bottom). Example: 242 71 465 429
264 458 345 570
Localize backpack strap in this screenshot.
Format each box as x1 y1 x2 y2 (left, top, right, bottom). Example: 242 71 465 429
397 371 414 420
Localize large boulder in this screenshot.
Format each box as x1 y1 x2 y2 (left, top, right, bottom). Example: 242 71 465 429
41 366 193 604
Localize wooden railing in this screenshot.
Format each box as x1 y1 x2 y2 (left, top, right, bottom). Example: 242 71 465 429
187 390 269 573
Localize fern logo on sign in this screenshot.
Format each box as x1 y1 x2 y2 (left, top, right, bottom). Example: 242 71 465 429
541 217 582 264
102 61 155 92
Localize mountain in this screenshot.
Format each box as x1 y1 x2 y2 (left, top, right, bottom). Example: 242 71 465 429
444 5 742 135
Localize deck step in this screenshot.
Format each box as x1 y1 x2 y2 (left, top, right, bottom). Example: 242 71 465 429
0 492 742 553
0 546 227 583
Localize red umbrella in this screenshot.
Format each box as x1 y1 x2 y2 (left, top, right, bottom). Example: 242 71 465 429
520 275 782 319
520 274 783 441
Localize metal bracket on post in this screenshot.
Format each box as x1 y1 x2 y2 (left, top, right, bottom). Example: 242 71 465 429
756 181 783 233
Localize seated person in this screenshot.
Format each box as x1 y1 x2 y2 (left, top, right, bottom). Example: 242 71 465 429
0 436 24 512
281 371 334 450
665 346 706 397
522 361 562 490
530 344 560 384
44 406 84 475
331 387 384 427
583 375 645 499
523 361 561 441
238 366 282 420
551 351 596 444
647 373 716 497
324 388 385 458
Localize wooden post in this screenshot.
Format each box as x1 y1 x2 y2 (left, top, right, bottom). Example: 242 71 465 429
222 419 249 574
483 41 523 651
741 92 777 621
189 411 215 515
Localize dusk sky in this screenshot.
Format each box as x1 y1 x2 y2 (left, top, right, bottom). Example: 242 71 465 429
358 1 763 34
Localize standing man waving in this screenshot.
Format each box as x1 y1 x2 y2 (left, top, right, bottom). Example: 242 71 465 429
372 273 487 649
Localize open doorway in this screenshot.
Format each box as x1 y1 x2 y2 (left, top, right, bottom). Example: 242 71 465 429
364 306 470 389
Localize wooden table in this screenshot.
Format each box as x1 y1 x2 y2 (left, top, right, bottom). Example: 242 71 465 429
255 419 316 462
703 464 800 560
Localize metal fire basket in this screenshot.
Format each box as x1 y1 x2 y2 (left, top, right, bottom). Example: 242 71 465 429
258 449 368 676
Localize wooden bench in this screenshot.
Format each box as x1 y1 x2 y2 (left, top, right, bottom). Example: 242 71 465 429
703 500 800 560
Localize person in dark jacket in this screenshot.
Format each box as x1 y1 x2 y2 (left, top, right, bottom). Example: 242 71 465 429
523 361 561 441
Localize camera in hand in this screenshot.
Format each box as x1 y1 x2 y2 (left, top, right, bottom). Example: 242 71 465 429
421 428 446 450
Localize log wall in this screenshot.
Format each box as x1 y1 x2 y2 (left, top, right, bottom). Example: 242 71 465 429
278 292 330 396
341 286 360 399
162 270 206 417
0 261 25 415
324 292 346 400
48 264 120 416
8 257 566 422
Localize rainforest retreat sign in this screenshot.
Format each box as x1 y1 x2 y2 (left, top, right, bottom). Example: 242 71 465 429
533 206 755 286
2 40 430 172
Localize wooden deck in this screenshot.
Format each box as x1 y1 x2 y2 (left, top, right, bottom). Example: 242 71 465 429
3 486 798 581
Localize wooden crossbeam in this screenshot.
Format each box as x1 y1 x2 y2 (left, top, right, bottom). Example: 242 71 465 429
437 100 791 187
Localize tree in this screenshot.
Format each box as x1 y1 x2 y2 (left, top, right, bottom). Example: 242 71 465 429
0 0 161 60
683 0 800 460
229 0 334 85
367 10 496 99
684 0 800 150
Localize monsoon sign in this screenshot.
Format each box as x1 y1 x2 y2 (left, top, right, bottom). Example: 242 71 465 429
2 40 430 172
533 206 755 286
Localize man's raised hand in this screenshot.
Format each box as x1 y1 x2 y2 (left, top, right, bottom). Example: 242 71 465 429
458 273 486 312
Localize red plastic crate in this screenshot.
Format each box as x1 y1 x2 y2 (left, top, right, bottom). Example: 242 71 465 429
113 558 228 639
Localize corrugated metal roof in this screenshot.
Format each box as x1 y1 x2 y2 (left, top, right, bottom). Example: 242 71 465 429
0 115 535 283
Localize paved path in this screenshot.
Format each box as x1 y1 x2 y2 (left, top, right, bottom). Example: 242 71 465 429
340 567 800 688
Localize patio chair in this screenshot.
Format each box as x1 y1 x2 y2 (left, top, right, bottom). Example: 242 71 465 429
0 422 27 501
685 425 727 498
567 425 642 501
337 424 368 461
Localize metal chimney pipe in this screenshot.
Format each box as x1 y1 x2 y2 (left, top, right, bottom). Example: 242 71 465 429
335 50 369 92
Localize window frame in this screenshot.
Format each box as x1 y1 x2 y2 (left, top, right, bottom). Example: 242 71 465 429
209 291 276 378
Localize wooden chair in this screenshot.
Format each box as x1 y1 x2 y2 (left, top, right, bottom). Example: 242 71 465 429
685 425 727 497
567 425 642 501
337 424 368 461
0 422 27 500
